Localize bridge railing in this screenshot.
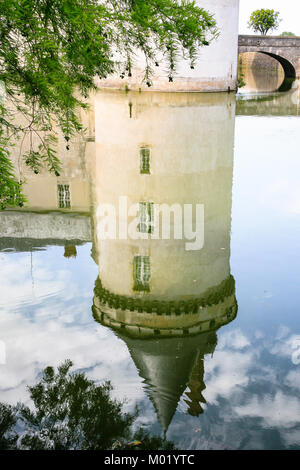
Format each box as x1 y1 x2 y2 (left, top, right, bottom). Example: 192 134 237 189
238 35 300 47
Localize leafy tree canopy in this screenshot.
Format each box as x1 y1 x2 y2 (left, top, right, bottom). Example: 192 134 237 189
248 9 281 36
0 0 218 209
280 31 296 37
0 360 175 450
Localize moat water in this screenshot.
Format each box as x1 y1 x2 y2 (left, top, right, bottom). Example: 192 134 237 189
0 69 300 450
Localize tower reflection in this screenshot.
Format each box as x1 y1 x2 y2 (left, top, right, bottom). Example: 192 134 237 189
91 90 238 433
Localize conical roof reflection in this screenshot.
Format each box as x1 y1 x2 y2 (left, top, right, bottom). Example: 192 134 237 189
116 331 218 433
93 292 237 433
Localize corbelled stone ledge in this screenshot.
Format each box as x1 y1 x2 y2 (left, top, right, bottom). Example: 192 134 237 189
92 275 237 338
94 275 235 315
92 296 237 339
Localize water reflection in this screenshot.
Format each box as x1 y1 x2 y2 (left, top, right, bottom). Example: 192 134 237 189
239 52 285 93
1 87 300 449
105 331 219 434
0 91 238 436
0 360 174 450
237 80 300 116
90 91 237 432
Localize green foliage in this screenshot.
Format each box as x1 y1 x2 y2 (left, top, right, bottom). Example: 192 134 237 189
248 9 281 36
17 359 133 450
0 131 26 209
237 71 246 89
0 403 18 450
280 32 296 37
0 360 175 450
0 0 218 208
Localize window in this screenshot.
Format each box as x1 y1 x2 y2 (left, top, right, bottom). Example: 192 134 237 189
58 184 70 208
138 202 154 234
133 255 151 291
140 148 150 174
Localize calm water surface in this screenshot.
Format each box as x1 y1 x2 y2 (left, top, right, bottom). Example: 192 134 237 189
0 79 300 450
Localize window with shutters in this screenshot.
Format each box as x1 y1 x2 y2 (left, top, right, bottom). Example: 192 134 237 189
140 148 150 174
138 202 154 234
58 184 70 208
133 255 151 291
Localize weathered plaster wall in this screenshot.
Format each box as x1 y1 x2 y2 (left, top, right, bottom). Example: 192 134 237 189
7 103 95 213
98 0 240 92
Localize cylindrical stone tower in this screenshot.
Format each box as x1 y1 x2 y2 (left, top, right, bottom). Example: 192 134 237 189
91 90 237 337
91 90 238 433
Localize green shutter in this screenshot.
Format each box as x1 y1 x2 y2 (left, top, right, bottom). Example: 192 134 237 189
140 148 150 174
133 255 151 292
58 184 70 208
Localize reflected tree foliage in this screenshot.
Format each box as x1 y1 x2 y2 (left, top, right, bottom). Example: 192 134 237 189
0 403 17 450
0 360 175 450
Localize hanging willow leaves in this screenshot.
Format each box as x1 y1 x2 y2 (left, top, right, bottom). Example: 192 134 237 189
0 0 218 208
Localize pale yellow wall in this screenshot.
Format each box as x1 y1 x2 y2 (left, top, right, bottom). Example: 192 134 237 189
18 175 91 213
7 100 95 213
92 90 235 300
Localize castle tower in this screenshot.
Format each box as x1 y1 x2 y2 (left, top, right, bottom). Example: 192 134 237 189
92 90 236 334
91 89 238 432
98 0 240 92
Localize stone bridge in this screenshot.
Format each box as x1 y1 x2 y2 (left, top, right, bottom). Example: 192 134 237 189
238 35 300 81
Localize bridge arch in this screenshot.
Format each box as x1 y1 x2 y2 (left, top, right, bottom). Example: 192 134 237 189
259 51 296 79
238 35 300 91
258 52 296 91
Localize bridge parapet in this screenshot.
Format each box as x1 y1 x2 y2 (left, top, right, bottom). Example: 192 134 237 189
239 35 300 48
